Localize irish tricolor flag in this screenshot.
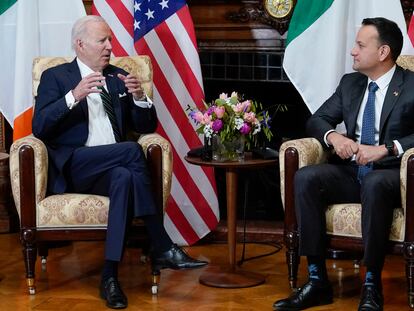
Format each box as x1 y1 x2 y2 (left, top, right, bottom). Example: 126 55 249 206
284 0 414 114
0 0 85 140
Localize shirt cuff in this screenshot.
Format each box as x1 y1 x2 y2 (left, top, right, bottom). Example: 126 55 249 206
65 91 79 110
323 130 336 147
133 93 153 108
393 140 404 157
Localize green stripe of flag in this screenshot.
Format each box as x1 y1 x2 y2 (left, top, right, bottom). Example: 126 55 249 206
287 0 334 45
0 0 17 15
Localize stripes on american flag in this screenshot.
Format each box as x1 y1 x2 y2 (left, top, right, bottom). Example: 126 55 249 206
92 0 219 245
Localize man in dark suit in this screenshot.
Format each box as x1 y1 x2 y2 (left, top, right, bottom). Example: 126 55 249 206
273 17 414 311
32 15 207 309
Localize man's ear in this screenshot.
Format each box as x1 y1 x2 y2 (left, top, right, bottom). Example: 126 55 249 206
379 45 391 61
76 39 83 51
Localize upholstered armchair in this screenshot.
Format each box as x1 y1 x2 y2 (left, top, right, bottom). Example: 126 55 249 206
279 55 414 308
9 56 173 295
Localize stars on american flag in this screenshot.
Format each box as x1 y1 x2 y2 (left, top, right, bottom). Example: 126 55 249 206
134 20 141 30
134 0 176 39
144 8 155 20
159 0 169 9
134 2 141 12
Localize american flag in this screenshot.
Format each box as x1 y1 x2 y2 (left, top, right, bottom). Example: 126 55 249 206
92 0 219 245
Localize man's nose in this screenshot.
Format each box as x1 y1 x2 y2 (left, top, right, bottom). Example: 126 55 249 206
105 39 112 50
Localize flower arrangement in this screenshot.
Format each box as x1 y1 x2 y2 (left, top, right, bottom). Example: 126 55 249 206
187 91 273 150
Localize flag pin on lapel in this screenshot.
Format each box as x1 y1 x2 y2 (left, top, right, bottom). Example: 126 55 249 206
393 91 399 96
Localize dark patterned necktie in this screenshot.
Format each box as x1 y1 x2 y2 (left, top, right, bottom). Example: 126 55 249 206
99 86 121 142
357 81 379 182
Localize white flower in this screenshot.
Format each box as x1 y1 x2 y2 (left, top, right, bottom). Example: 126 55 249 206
203 124 213 138
234 117 244 130
253 123 261 135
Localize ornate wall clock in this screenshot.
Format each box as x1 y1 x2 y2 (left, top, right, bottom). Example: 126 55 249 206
263 0 296 21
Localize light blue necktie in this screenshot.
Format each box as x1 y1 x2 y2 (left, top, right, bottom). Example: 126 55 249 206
357 81 379 182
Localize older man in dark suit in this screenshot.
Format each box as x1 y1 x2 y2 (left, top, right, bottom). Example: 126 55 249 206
273 17 414 311
32 15 207 309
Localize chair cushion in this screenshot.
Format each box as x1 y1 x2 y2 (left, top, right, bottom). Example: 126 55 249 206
325 203 404 242
37 193 109 228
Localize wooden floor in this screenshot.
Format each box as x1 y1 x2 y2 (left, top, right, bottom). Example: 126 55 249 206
0 233 410 310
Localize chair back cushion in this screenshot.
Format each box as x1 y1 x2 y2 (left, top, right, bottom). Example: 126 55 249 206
32 56 153 99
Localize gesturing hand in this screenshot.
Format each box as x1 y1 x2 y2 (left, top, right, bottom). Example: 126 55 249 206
117 73 145 100
72 72 105 102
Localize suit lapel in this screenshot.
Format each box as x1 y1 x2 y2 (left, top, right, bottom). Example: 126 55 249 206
347 77 367 137
379 66 403 134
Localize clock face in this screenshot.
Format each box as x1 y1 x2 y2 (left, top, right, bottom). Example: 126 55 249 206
264 0 294 19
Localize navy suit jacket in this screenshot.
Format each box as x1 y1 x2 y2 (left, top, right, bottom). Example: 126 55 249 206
306 65 414 168
32 59 157 194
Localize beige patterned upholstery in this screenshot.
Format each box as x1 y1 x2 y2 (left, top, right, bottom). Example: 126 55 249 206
10 56 171 229
279 138 408 242
32 56 153 99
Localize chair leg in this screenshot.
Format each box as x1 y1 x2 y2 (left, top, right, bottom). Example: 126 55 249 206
404 242 414 308
151 269 161 295
38 243 49 270
21 229 37 295
285 230 300 289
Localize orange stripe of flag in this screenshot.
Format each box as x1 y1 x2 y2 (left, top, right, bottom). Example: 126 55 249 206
13 107 33 141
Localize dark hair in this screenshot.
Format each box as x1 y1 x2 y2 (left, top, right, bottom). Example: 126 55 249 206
362 17 403 62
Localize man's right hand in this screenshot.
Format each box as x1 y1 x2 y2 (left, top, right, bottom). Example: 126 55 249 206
72 72 105 102
327 131 359 159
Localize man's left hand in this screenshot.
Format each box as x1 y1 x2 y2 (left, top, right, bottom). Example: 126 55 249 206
355 144 388 165
117 73 145 100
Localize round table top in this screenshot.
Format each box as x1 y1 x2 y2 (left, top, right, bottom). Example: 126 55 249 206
184 152 278 169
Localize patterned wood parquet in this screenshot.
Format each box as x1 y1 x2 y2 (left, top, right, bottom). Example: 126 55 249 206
0 233 409 310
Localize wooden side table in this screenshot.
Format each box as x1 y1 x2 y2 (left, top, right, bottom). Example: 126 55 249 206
185 152 278 288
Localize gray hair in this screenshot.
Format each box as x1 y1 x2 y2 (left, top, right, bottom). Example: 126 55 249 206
71 15 107 50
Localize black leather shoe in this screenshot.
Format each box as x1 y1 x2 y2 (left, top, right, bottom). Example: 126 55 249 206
358 285 383 311
273 279 333 311
100 277 128 309
152 244 208 270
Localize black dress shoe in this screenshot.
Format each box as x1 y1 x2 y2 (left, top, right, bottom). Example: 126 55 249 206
152 244 208 270
100 277 128 309
273 279 333 311
358 285 383 311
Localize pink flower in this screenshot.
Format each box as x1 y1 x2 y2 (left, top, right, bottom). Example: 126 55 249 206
214 106 225 118
219 93 228 99
232 103 244 113
212 119 223 132
191 111 204 123
241 100 251 112
202 113 212 124
243 112 256 123
240 123 251 135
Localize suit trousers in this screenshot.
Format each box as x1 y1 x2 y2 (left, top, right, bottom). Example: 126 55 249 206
294 163 400 270
67 141 157 261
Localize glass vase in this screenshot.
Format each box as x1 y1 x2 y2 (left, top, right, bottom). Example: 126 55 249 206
201 135 212 161
212 135 245 162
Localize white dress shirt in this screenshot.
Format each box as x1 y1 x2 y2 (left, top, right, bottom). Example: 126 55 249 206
64 58 152 146
324 65 403 156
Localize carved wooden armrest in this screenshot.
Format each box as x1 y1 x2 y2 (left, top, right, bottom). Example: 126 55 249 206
279 138 330 209
9 135 48 219
401 147 414 242
138 133 172 213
